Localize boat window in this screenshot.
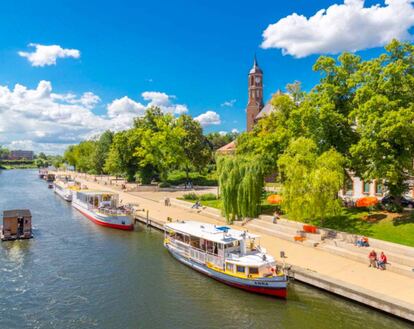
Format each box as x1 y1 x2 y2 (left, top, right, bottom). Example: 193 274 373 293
249 267 259 275
226 263 234 272
236 265 245 274
189 236 200 249
102 194 111 202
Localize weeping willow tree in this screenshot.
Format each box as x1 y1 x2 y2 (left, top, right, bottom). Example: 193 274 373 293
217 155 265 223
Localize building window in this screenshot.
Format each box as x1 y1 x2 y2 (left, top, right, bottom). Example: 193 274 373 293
344 176 353 196
376 182 383 195
363 181 370 194
236 265 245 274
249 267 259 275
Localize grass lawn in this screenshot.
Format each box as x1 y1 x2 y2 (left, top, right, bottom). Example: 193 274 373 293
306 209 414 247
179 196 414 247
200 199 222 209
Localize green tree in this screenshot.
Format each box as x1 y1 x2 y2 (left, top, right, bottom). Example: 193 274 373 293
0 146 10 159
50 155 64 169
75 141 96 173
350 40 414 200
286 53 360 158
93 130 114 174
217 155 265 223
277 138 345 224
104 130 140 182
206 131 238 152
64 145 78 170
133 107 185 182
176 114 211 180
236 93 296 174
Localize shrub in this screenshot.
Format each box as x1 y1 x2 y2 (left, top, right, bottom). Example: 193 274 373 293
158 182 171 188
384 203 403 213
199 193 218 201
182 192 198 200
166 170 217 186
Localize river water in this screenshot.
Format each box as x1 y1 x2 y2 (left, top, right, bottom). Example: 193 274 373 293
0 169 413 329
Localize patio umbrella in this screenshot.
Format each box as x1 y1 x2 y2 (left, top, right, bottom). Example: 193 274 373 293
356 196 378 208
267 194 283 204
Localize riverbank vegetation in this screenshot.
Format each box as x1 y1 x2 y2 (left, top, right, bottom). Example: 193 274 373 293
217 40 414 224
0 146 63 169
63 109 235 184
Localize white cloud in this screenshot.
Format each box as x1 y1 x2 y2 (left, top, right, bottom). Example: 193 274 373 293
231 128 239 134
221 99 236 107
18 43 80 66
141 91 188 114
194 111 221 126
107 96 146 118
261 0 414 58
0 81 192 153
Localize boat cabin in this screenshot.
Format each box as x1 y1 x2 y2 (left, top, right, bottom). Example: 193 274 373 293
165 221 276 278
75 191 120 209
1 209 33 241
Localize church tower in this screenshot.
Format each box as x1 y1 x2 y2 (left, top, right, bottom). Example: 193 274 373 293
246 55 264 131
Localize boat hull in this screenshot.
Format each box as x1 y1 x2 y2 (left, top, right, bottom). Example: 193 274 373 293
165 244 287 298
72 202 133 231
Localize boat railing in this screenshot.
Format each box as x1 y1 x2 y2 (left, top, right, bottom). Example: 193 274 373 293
168 237 224 269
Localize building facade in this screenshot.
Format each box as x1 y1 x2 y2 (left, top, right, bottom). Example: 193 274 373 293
8 150 34 160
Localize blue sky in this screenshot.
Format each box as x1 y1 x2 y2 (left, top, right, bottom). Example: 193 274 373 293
0 0 413 153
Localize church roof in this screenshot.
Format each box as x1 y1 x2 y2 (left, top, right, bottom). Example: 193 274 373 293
255 90 283 120
255 101 273 119
216 141 236 155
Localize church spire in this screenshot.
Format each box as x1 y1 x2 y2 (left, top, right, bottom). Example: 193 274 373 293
250 54 262 74
246 55 264 131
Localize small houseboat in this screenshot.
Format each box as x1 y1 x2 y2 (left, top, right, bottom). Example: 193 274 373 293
53 179 79 202
164 221 288 298
1 209 33 241
72 190 133 230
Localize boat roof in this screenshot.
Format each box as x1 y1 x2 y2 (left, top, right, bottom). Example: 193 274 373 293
76 190 118 196
3 209 31 219
165 221 259 244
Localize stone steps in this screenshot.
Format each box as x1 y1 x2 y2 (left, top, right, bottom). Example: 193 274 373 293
323 239 414 268
246 222 319 247
319 244 414 278
251 219 324 242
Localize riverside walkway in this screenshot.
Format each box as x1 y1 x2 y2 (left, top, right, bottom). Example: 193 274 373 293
64 173 414 322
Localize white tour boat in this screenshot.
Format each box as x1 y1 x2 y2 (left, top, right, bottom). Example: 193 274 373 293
164 221 288 298
72 190 134 230
53 179 78 202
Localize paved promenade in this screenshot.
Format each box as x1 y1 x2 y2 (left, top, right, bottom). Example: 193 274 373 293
65 173 414 321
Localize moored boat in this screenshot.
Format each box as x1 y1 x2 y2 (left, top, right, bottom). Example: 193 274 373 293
72 190 133 230
53 179 78 202
38 169 47 179
164 221 288 298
